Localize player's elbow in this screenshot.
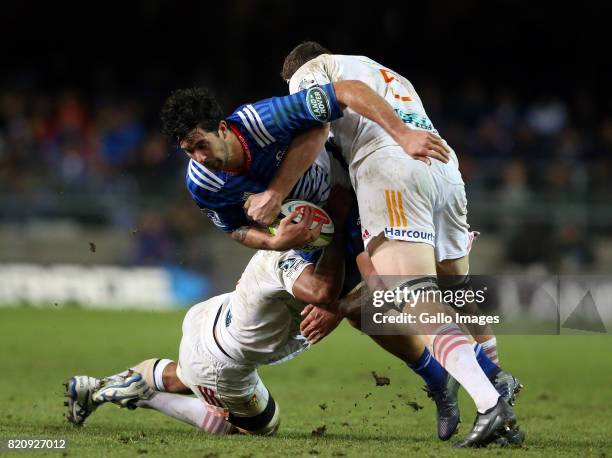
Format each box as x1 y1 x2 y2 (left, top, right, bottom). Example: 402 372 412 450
308 281 341 305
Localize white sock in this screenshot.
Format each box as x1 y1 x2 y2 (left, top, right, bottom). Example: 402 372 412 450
136 392 234 435
480 337 499 365
432 324 500 413
152 359 173 391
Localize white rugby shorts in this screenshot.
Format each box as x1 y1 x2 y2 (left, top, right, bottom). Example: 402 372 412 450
176 298 271 418
350 146 471 262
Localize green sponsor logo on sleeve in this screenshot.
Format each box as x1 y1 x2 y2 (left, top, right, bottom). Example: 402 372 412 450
306 87 331 122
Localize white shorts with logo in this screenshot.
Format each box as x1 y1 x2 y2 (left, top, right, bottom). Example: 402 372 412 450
351 146 470 262
176 297 270 418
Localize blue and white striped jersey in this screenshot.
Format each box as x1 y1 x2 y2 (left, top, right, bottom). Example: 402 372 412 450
186 84 343 233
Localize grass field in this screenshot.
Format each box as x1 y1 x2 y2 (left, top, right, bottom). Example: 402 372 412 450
0 307 611 457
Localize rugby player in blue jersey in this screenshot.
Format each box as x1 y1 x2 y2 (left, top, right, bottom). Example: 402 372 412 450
160 84 444 251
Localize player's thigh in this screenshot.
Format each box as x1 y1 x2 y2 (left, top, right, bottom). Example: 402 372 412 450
370 240 437 285
434 182 471 263
353 148 436 252
177 301 209 385
176 301 225 406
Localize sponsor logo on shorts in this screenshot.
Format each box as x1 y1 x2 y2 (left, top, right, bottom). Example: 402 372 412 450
306 87 331 122
362 228 371 240
384 190 408 227
384 227 435 243
245 393 260 409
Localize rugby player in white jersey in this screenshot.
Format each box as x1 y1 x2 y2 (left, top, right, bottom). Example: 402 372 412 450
63 189 352 435
244 42 523 447
63 187 465 438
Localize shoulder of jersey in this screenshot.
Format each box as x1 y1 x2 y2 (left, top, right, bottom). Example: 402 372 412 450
231 103 277 148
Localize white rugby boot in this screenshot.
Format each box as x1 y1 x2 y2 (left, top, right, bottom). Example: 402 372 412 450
63 375 101 426
92 371 153 409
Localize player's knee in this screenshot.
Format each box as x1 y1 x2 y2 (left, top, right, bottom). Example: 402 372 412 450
228 394 281 436
436 255 469 278
393 276 440 311
439 274 472 309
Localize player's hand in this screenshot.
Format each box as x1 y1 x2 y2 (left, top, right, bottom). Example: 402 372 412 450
395 128 450 165
269 207 323 251
300 304 344 344
244 190 283 226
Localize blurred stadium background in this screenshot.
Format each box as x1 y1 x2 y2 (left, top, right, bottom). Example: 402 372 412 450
1 1 611 310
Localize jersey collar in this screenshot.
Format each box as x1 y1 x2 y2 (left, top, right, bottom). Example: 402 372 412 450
223 122 252 174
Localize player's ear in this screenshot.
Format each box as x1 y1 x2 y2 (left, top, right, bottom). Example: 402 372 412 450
218 120 228 138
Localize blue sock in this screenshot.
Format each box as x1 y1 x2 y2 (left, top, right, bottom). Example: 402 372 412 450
408 347 447 389
474 343 500 379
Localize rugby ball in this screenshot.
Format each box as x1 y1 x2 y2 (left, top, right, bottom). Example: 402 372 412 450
268 200 334 251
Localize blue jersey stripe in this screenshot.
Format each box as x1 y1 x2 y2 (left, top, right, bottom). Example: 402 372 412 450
191 160 224 186
246 105 275 143
190 162 222 189
188 167 219 193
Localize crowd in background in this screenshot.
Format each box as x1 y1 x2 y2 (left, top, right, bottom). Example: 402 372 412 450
1 83 610 272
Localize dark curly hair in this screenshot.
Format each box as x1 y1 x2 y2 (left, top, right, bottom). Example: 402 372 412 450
281 41 331 81
160 87 224 143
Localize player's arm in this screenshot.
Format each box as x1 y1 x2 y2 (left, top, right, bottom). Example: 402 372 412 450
300 215 375 344
245 124 330 226
230 226 279 250
244 83 342 225
201 204 320 251
332 80 449 164
230 208 322 251
291 186 351 305
291 231 345 304
334 251 385 317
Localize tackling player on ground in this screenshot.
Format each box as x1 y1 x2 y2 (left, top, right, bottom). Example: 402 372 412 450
63 187 445 435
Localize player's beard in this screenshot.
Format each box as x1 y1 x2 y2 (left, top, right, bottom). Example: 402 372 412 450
204 157 223 170
218 140 232 169
203 142 230 170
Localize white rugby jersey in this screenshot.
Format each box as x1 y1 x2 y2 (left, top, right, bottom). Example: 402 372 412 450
211 249 318 365
289 54 439 165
